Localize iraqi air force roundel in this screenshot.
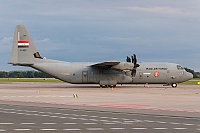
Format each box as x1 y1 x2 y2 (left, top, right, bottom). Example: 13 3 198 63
154 71 159 77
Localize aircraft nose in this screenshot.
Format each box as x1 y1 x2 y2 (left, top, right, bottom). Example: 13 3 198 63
186 72 193 80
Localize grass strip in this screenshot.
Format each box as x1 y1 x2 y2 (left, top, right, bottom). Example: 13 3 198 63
0 78 63 83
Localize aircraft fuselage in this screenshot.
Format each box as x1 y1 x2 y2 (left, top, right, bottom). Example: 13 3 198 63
32 59 192 87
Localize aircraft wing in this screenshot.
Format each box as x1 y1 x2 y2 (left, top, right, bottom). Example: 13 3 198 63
91 61 133 72
91 61 120 68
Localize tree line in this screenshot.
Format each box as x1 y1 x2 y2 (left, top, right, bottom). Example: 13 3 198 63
184 68 200 78
0 71 53 78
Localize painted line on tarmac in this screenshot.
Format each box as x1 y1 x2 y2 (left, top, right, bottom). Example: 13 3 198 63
63 129 81 131
87 128 104 131
1 98 200 114
14 129 32 131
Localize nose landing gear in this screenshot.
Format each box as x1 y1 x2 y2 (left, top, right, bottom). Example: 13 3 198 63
171 83 177 88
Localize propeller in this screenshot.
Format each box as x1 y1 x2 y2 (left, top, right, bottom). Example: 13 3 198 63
126 56 131 63
126 54 140 77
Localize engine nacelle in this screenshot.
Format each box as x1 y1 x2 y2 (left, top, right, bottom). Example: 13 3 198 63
111 62 133 72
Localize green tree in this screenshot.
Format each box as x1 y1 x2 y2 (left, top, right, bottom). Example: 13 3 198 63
184 67 199 78
26 71 34 78
0 71 8 78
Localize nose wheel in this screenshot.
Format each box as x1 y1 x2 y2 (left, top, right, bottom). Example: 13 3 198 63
171 83 177 88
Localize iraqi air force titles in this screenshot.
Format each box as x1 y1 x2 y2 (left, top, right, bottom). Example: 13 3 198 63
10 25 193 88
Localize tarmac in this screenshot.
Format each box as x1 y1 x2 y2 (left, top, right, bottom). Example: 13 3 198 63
0 82 199 133
0 82 199 117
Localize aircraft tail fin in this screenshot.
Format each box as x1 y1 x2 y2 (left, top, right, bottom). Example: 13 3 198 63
10 25 42 66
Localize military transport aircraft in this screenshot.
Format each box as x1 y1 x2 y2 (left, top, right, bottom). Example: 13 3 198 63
10 25 193 88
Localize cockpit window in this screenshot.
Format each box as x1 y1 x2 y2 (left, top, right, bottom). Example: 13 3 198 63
177 65 184 70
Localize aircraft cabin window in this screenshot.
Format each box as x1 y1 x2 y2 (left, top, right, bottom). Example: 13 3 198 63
177 65 183 70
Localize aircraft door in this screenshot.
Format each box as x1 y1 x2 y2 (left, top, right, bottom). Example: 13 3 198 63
82 71 88 83
165 70 170 83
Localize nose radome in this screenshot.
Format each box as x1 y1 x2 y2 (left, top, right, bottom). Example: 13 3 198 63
187 72 193 80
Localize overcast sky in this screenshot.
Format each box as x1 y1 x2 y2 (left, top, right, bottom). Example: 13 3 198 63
1 0 200 71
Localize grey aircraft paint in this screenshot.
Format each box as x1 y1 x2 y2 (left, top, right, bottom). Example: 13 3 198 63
10 25 193 87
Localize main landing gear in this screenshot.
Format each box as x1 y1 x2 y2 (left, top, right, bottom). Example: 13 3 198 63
100 85 116 88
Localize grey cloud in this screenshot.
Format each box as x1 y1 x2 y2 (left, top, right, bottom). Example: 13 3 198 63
0 0 200 71
0 37 13 46
126 6 200 18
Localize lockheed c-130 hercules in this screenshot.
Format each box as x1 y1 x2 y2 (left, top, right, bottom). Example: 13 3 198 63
10 25 193 88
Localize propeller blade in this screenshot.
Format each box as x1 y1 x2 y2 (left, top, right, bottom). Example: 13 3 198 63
131 54 140 77
133 54 137 66
126 56 131 62
131 56 134 63
131 69 136 77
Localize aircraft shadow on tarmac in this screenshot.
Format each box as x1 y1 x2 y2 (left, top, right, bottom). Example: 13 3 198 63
34 84 173 89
